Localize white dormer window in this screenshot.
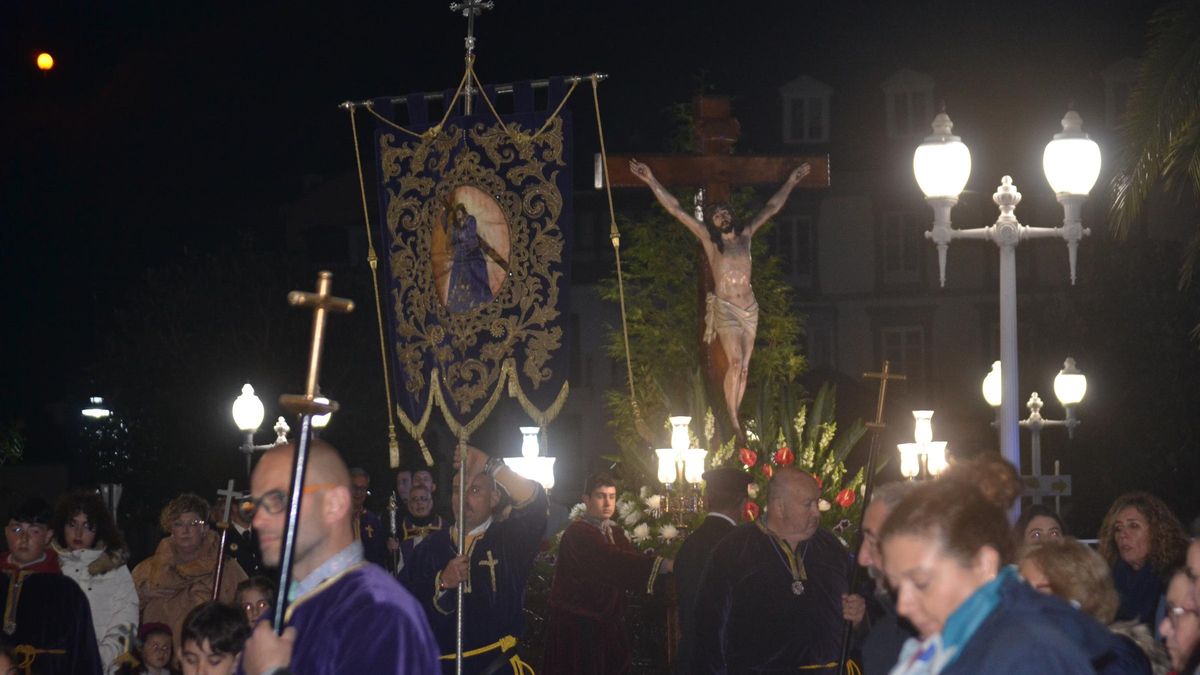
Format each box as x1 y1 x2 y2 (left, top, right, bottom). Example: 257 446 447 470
882 69 934 139
779 75 831 144
1103 58 1139 129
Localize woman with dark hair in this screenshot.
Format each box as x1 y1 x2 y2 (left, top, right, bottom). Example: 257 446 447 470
1014 504 1066 547
53 490 139 674
880 455 1123 674
1097 491 1189 626
1019 539 1166 674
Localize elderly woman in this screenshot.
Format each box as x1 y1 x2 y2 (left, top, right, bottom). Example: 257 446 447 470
52 490 140 674
131 494 246 664
880 456 1123 674
1014 504 1066 547
1018 538 1166 674
1097 492 1189 626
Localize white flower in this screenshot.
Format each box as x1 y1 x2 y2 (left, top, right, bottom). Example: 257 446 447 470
748 484 760 499
617 500 635 518
639 486 650 499
632 523 651 542
644 495 662 512
659 524 679 541
569 503 586 520
819 499 831 512
746 428 759 442
623 509 642 527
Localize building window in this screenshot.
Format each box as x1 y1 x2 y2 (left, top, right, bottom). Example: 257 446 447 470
880 326 926 381
779 75 832 144
882 69 935 140
770 215 814 284
881 212 923 284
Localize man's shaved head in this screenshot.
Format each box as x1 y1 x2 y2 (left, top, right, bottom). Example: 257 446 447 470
767 467 819 504
251 440 354 580
766 467 822 542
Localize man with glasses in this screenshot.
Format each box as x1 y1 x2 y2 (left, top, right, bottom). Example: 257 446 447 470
133 493 248 665
390 484 445 575
239 439 438 674
1 497 103 674
840 480 918 674
399 445 547 674
349 468 389 569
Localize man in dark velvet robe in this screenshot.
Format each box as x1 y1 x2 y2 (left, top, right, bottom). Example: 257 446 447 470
694 468 851 674
543 473 673 675
225 495 264 578
673 468 752 674
350 468 391 570
239 441 439 675
400 446 547 674
389 485 445 576
2 497 103 675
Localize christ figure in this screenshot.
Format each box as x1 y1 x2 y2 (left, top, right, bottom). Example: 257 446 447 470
629 159 810 435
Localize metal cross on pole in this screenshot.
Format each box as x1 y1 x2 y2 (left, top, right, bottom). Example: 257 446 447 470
450 0 493 116
272 271 355 634
211 479 239 601
837 360 906 673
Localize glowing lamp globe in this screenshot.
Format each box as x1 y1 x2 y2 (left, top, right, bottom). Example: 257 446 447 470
669 416 692 454
36 53 54 71
656 448 679 485
925 441 949 477
82 396 111 419
897 443 921 479
913 411 934 445
1043 110 1101 197
913 112 972 200
312 396 332 429
981 361 1002 408
1053 358 1087 407
520 427 541 458
232 384 265 433
683 448 708 485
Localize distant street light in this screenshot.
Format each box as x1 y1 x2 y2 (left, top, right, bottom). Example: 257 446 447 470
983 358 1087 504
82 396 112 419
232 383 291 479
913 108 1100 477
36 53 54 71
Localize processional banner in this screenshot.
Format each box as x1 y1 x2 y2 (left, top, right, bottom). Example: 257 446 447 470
372 80 572 443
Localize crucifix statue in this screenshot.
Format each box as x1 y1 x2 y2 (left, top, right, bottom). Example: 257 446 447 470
605 96 828 438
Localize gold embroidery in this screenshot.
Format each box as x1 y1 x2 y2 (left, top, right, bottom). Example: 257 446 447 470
478 550 500 594
381 118 569 443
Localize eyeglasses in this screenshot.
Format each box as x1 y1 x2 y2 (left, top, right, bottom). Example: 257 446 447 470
240 483 337 521
1166 603 1200 628
241 599 271 616
5 524 48 538
171 519 207 531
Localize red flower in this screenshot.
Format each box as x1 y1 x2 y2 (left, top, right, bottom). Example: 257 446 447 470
836 487 855 508
811 473 824 489
761 464 774 480
739 447 758 468
743 501 761 521
773 447 795 466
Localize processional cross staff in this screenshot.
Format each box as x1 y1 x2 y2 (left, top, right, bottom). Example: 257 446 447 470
271 271 354 633
836 361 905 673
211 479 239 601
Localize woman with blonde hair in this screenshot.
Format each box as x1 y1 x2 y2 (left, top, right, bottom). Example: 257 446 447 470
1097 492 1189 626
1019 538 1166 674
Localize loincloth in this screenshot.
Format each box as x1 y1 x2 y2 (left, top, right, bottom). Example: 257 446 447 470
704 293 759 344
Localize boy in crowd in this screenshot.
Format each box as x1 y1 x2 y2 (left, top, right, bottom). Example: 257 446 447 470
179 602 250 675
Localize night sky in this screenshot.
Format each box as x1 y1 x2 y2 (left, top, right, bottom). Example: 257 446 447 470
1 1 1172 492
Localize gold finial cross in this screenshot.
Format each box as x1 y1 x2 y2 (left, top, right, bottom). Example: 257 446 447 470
279 271 355 416
478 550 500 593
863 360 906 429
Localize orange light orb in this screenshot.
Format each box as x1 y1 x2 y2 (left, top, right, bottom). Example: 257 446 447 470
36 53 54 71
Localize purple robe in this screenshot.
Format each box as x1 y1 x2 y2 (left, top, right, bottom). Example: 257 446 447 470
1 556 103 675
239 563 439 674
446 214 492 313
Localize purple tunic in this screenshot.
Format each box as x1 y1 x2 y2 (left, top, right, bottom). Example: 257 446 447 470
242 564 439 674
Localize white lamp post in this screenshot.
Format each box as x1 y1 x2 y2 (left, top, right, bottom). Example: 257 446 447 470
504 426 556 491
897 410 949 480
982 358 1086 504
914 108 1099 477
232 383 291 479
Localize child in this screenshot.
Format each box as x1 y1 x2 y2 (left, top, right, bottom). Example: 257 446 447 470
179 602 250 675
116 622 179 675
234 576 276 626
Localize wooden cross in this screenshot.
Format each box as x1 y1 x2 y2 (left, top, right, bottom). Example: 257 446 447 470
863 361 907 430
602 96 830 425
478 549 500 593
216 480 238 526
210 479 238 601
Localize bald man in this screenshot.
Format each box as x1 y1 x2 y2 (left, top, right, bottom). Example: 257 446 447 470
693 467 853 674
399 446 547 674
239 441 439 675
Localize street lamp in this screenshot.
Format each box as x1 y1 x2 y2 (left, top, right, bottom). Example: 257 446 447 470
897 410 949 480
82 396 112 419
232 383 291 479
504 426 556 491
914 108 1100 476
982 358 1086 503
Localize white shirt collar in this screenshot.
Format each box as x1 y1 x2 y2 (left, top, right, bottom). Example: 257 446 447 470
708 512 737 526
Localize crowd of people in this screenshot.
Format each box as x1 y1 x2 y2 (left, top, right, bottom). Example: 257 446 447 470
4 441 1200 674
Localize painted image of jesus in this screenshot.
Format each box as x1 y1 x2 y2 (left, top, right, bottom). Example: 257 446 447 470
431 186 510 313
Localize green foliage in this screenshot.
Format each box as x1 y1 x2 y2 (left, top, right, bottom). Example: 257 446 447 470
1108 1 1200 287
0 420 25 466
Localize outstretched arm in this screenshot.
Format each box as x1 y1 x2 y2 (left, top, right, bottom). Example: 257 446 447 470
746 163 810 237
629 159 709 242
